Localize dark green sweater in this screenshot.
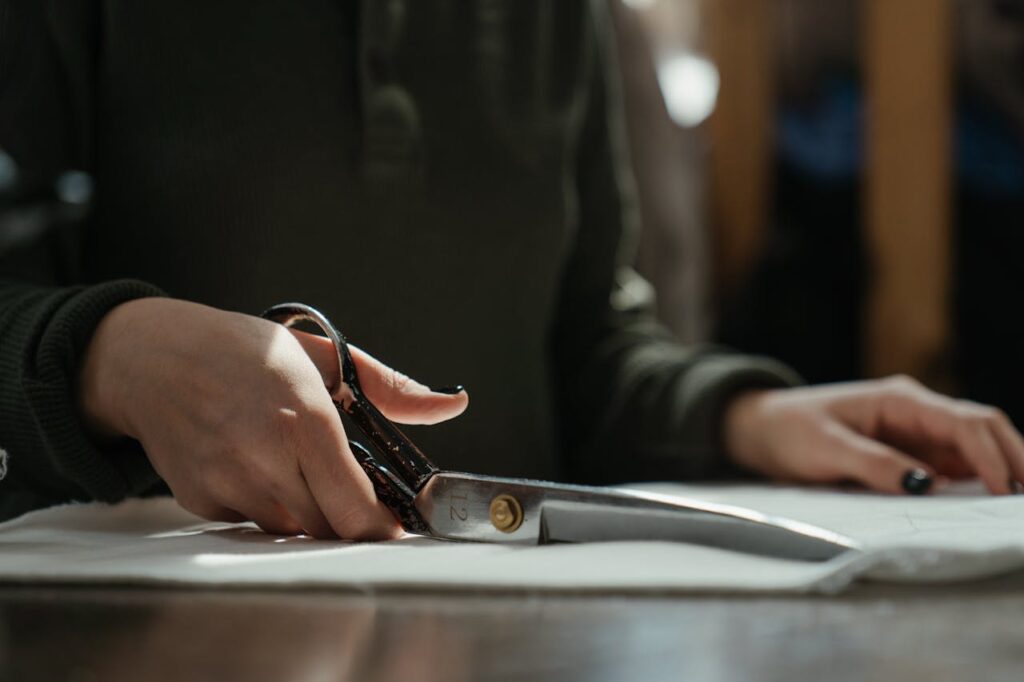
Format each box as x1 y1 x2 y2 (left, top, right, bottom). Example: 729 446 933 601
0 0 798 521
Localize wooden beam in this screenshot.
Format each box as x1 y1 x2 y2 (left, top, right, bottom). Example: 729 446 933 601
706 0 775 304
863 0 953 387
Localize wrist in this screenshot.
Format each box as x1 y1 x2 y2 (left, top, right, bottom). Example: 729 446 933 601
722 389 772 472
78 297 159 440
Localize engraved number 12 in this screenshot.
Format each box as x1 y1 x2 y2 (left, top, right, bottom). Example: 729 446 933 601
449 493 468 521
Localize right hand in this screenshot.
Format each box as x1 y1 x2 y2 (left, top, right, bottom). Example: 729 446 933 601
78 297 469 539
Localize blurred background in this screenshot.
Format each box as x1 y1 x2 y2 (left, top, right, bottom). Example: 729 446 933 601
614 0 1024 425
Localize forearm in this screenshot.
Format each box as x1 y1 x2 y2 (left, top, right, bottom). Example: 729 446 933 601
553 294 801 485
551 5 803 484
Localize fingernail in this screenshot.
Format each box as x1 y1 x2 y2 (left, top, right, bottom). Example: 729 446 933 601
431 385 465 395
901 468 933 495
1010 478 1022 495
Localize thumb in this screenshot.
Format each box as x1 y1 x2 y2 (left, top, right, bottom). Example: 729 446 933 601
825 423 945 495
290 329 468 425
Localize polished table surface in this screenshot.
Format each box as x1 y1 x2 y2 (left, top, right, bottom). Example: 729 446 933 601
3 576 1024 682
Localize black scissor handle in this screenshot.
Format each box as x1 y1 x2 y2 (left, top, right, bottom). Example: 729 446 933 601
261 302 436 533
260 302 359 407
349 442 430 533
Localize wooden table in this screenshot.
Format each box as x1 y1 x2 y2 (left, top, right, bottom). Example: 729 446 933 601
4 576 1023 681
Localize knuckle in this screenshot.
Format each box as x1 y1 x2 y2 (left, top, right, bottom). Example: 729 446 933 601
993 407 1012 425
884 374 922 395
385 367 413 394
308 404 343 435
977 406 1002 424
266 323 304 359
980 405 1003 421
272 404 340 462
270 405 306 442
954 401 999 427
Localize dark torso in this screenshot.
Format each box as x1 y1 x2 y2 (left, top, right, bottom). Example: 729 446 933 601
86 2 595 478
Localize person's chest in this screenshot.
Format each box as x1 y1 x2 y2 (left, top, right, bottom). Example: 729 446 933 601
87 1 594 314
81 1 600 478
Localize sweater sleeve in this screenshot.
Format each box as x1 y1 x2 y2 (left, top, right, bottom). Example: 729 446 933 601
0 0 167 520
0 281 167 520
551 2 802 485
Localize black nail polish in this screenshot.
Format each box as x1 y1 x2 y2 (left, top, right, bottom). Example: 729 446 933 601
431 385 464 395
901 468 933 495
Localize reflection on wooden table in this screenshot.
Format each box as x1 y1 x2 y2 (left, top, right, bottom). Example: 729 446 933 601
3 578 1024 681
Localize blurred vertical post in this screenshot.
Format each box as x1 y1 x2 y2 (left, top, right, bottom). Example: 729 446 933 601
863 0 953 388
706 0 774 305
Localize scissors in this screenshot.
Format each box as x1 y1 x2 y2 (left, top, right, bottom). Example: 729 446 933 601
262 302 858 562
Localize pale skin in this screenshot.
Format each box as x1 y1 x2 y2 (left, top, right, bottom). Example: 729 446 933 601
80 297 467 540
80 297 1024 540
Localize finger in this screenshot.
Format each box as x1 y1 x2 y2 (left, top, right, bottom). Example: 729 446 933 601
288 329 345 391
960 417 1013 494
918 403 1011 494
925 447 976 479
823 423 940 495
196 442 329 536
988 411 1024 489
271 468 338 539
866 380 1013 495
290 329 468 425
299 404 402 541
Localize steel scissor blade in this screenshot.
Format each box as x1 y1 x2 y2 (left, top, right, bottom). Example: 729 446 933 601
538 497 853 562
414 472 858 562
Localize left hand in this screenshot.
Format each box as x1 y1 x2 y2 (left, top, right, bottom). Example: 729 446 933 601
723 375 1024 495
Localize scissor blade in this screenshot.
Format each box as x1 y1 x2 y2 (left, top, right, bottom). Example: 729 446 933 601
414 472 857 562
538 498 850 562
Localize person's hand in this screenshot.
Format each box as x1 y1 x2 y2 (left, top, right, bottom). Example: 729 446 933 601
723 376 1024 495
78 297 468 539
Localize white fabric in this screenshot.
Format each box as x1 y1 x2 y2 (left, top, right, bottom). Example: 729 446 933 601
1 481 1023 594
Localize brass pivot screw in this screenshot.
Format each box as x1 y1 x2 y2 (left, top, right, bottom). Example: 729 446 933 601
489 494 523 533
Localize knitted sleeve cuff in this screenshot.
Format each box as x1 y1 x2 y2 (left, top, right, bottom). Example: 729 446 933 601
21 279 167 502
668 353 804 478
